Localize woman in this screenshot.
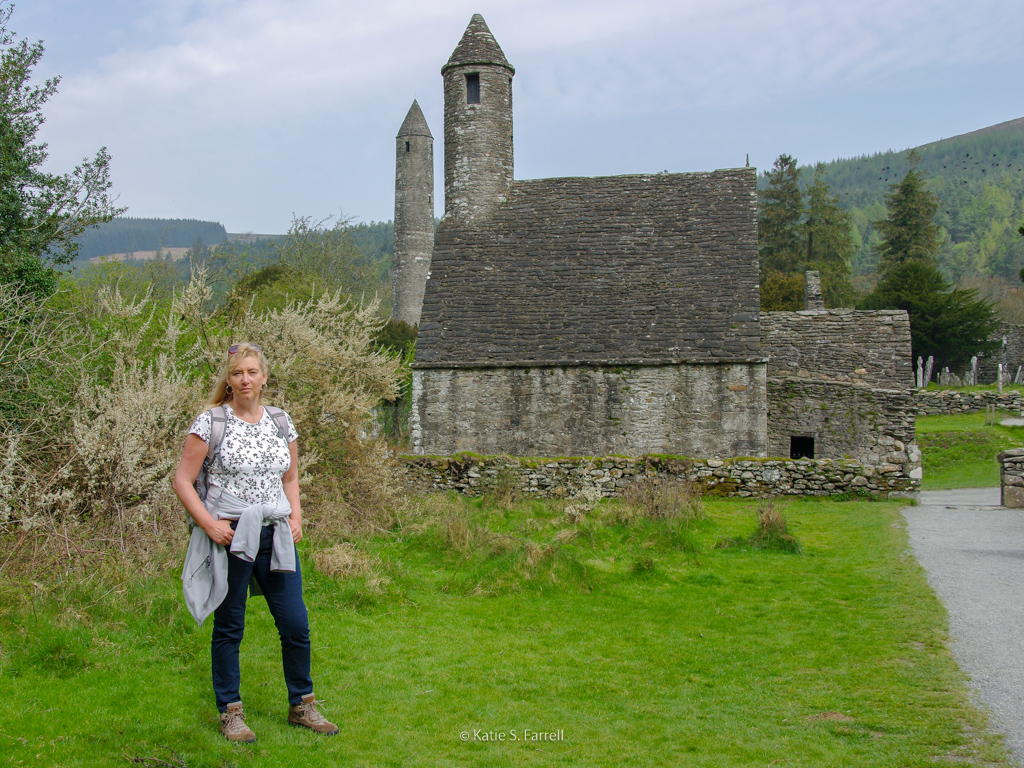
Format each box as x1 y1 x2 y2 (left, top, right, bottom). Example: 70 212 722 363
172 342 338 743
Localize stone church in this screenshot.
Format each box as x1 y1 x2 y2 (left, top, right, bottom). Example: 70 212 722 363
392 14 918 474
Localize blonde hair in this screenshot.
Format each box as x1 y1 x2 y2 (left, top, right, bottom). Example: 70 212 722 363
206 342 270 408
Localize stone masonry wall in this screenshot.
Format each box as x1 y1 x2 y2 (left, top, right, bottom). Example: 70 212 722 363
998 448 1024 507
400 454 919 499
412 362 768 458
915 389 1024 415
977 323 1024 384
768 381 919 469
761 310 913 388
442 65 514 222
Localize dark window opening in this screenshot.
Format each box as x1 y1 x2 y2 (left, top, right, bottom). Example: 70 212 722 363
405 141 410 152
790 436 815 460
466 73 480 104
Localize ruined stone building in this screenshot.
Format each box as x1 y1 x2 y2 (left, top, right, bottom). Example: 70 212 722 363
761 300 919 473
977 322 1024 384
393 14 918 470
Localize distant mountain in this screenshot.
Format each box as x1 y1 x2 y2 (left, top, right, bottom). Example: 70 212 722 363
761 117 1024 285
74 217 229 262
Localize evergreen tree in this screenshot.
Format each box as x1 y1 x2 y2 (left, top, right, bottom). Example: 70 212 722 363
874 150 942 276
760 271 805 311
759 156 857 309
804 163 856 307
860 260 997 371
758 154 803 275
0 3 123 298
862 152 996 370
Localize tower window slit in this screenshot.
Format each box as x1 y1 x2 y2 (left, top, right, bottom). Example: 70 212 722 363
405 141 410 152
466 73 480 104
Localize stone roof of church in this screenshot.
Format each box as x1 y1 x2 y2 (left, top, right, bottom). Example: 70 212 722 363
441 14 515 75
415 168 762 368
397 100 432 138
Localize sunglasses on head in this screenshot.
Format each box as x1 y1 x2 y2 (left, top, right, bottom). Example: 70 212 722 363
228 344 261 355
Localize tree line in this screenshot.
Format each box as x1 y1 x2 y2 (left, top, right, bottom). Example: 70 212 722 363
770 125 1024 285
72 218 229 262
759 150 1008 372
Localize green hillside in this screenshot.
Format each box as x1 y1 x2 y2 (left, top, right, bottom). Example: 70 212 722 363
73 217 230 261
761 117 1024 289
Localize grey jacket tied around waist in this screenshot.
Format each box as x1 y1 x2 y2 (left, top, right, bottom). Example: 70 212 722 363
181 484 295 626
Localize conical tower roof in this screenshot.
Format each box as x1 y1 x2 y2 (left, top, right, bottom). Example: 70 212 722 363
397 100 432 138
441 14 514 75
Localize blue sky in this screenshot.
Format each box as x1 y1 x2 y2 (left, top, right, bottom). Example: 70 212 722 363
12 0 1024 234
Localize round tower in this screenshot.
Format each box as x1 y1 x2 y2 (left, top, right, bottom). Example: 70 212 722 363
392 99 434 326
441 14 515 222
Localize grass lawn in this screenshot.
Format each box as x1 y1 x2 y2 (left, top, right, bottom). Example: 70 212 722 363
0 494 1013 767
917 411 1024 489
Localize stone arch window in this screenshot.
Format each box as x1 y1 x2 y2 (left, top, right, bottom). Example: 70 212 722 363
466 73 480 104
405 141 410 152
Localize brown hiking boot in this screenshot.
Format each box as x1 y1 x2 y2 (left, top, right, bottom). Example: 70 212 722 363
219 701 256 743
288 693 339 735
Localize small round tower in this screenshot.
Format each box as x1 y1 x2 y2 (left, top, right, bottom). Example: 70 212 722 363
441 14 515 222
392 99 434 326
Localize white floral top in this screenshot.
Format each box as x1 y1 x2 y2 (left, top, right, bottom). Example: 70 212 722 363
189 404 298 506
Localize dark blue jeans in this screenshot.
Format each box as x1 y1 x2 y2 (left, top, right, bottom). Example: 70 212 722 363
212 524 313 711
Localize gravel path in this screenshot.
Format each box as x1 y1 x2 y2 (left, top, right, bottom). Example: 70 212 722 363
903 488 1024 765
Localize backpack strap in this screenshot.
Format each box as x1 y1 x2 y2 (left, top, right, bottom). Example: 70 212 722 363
207 406 227 463
263 406 292 443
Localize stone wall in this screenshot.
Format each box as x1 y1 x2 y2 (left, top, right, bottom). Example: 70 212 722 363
977 323 1024 384
803 270 823 310
761 310 917 468
411 362 768 458
999 448 1024 507
400 454 919 499
768 381 918 465
915 389 1024 415
761 309 913 388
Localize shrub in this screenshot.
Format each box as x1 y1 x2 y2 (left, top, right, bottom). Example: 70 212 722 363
747 499 803 554
0 260 404 575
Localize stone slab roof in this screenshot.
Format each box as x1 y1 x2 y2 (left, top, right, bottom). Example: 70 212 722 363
441 14 514 75
415 169 761 368
397 100 432 138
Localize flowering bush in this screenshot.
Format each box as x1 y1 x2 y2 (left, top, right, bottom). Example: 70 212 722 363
0 263 404 572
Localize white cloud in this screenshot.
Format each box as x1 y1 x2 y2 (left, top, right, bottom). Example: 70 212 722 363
27 0 1024 230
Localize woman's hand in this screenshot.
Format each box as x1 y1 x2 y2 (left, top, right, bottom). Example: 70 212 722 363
204 519 235 546
289 515 303 543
